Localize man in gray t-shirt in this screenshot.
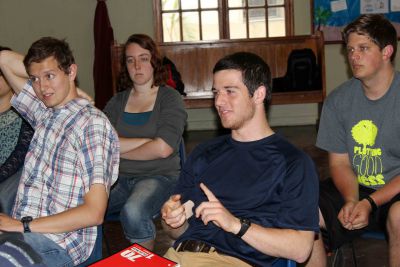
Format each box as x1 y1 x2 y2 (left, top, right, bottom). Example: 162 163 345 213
306 14 400 267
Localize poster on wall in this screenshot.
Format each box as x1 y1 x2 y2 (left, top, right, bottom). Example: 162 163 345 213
313 0 400 43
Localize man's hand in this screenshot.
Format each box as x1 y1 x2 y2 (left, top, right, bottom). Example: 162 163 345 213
347 199 371 229
338 200 356 229
161 194 186 229
338 200 370 230
0 213 23 232
195 183 240 234
76 88 94 105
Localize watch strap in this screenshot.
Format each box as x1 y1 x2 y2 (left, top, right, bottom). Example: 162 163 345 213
365 195 378 213
236 218 251 238
21 216 33 233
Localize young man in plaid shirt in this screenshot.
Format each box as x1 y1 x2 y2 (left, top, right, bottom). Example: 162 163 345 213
0 37 119 266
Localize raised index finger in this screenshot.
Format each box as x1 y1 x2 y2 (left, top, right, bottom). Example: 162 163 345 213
200 182 218 201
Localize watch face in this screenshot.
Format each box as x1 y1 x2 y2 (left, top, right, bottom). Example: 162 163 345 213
21 216 33 233
237 218 251 237
22 216 33 222
241 218 250 226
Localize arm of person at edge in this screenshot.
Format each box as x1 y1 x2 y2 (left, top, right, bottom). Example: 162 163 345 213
330 152 400 230
119 136 174 160
0 50 27 95
161 183 315 263
76 87 95 105
0 184 108 233
0 50 94 103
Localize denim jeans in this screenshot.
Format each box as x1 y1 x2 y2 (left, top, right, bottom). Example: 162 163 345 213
23 232 74 267
0 169 21 214
106 175 177 243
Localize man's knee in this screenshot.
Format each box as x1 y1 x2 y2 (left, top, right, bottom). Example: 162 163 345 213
121 200 152 224
387 201 400 234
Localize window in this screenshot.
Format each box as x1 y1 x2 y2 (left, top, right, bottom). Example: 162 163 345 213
153 0 293 42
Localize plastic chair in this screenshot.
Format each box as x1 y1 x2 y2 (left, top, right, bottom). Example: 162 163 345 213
350 230 385 267
76 225 103 266
272 258 297 267
359 230 385 240
331 230 386 267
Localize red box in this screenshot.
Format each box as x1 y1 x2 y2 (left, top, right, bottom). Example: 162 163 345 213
90 243 179 267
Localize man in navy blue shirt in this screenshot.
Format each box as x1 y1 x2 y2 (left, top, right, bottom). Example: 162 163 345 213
161 52 319 267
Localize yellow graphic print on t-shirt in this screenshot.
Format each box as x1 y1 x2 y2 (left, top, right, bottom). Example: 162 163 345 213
351 120 385 186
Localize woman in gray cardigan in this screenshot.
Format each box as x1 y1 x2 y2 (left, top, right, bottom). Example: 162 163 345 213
103 34 187 250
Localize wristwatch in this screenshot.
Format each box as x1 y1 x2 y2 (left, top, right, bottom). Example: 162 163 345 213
21 216 33 233
236 218 251 238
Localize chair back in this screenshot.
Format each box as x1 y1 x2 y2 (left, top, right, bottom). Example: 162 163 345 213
361 230 386 240
348 230 386 267
272 258 297 267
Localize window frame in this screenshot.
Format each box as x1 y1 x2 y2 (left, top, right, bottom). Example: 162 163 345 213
153 0 294 43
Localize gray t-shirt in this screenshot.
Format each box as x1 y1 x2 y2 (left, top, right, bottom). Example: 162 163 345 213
104 86 187 177
316 71 400 189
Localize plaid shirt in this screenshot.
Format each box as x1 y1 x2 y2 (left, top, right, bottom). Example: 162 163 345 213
11 83 119 265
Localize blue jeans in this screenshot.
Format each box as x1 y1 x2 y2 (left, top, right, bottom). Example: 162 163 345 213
106 175 177 243
0 169 21 214
23 232 74 267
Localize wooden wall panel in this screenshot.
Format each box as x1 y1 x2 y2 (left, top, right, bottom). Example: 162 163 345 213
111 32 326 108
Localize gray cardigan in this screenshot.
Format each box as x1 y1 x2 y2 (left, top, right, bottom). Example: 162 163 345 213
104 86 187 177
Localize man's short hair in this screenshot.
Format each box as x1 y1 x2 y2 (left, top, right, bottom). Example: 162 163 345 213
23 37 75 75
342 14 397 62
213 52 272 104
0 46 11 52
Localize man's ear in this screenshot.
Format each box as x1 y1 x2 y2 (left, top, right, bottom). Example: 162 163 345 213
382 45 394 61
68 64 78 81
252 85 266 104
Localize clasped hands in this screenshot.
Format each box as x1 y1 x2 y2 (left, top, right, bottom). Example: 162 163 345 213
161 183 240 234
338 199 372 230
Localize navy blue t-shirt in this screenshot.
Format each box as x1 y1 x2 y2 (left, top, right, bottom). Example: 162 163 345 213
173 134 319 267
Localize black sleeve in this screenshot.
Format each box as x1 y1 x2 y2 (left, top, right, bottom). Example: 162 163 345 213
0 118 33 183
